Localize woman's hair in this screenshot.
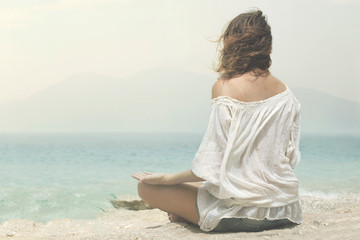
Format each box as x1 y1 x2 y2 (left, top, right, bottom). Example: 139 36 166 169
214 9 272 80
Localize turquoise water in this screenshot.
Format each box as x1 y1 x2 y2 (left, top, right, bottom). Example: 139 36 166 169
0 132 359 223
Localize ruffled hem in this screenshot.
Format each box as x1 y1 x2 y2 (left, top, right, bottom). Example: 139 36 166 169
197 185 302 232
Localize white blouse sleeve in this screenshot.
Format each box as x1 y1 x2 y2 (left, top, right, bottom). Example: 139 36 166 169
286 103 301 169
191 102 233 185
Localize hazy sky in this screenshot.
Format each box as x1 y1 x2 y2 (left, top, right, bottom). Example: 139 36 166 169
0 0 359 104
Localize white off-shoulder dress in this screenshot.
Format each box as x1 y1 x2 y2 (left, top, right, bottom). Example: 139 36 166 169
191 83 302 232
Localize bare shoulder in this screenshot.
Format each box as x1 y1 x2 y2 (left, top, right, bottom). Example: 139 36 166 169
211 79 227 99
268 75 287 91
213 74 287 102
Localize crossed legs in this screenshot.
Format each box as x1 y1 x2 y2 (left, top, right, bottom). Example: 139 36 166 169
137 181 201 225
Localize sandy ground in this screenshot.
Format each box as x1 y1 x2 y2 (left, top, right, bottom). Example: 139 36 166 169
1 193 360 240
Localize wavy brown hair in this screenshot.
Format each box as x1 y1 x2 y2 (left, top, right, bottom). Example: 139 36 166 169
214 9 272 80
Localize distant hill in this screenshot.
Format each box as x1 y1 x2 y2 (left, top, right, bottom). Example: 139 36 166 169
291 88 359 134
0 68 212 133
0 68 358 134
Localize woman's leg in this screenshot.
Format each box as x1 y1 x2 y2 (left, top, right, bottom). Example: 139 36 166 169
137 181 200 225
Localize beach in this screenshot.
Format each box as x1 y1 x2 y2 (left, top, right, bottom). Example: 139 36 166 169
1 193 359 240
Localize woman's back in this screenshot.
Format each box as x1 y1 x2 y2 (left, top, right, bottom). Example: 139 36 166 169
192 76 301 201
192 76 302 231
214 73 287 103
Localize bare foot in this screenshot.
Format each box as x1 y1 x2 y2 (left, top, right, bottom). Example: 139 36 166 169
167 212 188 223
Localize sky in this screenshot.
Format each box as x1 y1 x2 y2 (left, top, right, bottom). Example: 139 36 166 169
0 0 359 105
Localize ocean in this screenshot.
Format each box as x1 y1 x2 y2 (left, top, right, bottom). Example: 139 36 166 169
0 132 359 223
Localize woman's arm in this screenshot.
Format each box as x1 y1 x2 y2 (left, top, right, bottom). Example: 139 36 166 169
131 169 204 185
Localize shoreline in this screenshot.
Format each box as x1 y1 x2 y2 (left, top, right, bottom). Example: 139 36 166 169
1 193 359 240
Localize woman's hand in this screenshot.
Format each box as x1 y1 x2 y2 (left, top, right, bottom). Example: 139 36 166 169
131 172 176 185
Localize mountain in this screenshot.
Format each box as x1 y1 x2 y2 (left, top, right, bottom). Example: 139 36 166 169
0 68 358 134
0 68 212 133
292 88 359 134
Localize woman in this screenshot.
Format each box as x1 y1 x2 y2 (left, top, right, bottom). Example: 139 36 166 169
132 9 302 232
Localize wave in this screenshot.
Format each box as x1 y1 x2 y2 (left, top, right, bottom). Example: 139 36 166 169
299 189 343 199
